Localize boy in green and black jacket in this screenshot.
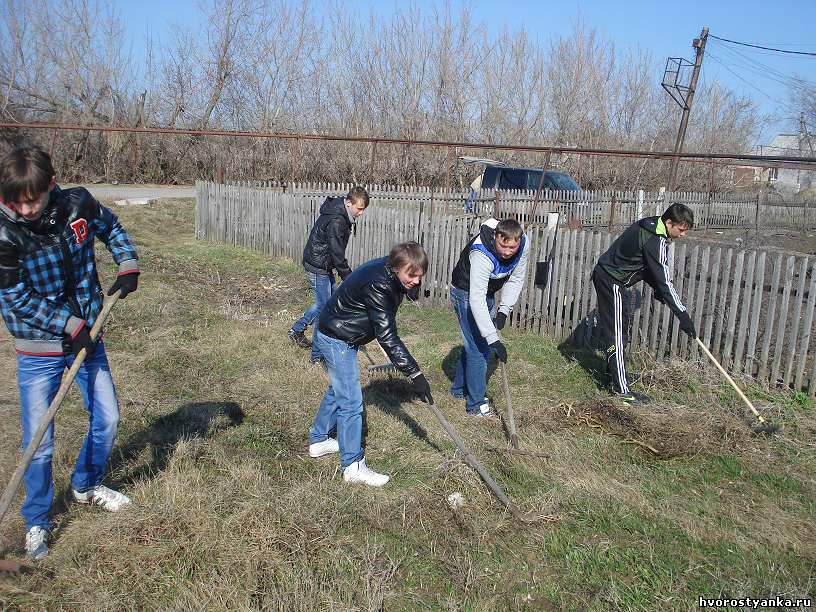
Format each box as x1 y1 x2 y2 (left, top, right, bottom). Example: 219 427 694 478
592 203 696 404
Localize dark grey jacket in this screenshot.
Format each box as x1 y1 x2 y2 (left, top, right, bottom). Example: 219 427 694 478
302 196 354 280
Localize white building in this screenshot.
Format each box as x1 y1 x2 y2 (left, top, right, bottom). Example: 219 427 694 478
757 131 816 196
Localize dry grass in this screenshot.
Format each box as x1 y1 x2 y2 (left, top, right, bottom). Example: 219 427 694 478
0 199 813 611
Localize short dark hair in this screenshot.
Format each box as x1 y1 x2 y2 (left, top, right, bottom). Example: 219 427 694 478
347 185 370 208
661 203 694 228
0 146 55 205
494 219 523 241
386 241 428 274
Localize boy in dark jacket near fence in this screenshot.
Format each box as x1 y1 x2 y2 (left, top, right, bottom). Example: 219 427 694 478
308 242 432 486
287 186 369 366
592 203 696 405
0 146 139 560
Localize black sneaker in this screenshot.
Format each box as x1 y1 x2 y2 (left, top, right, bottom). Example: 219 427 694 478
286 328 312 349
309 356 327 371
617 391 651 405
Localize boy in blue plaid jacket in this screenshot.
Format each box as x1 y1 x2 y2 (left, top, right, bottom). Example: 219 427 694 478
0 146 140 560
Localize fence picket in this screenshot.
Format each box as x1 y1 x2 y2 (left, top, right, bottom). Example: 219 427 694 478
771 257 796 386
785 258 809 388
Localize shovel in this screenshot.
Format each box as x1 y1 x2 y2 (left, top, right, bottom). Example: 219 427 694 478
0 290 121 573
696 338 780 434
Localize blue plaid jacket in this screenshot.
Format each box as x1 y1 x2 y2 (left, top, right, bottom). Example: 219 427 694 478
0 186 139 355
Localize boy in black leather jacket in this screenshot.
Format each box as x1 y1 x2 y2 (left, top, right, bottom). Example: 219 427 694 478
286 186 369 366
307 242 432 486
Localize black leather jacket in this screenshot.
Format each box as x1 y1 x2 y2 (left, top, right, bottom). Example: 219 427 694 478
302 196 354 280
317 256 421 377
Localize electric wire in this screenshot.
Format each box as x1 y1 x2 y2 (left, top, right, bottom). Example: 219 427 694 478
703 36 815 106
708 35 816 57
707 40 812 88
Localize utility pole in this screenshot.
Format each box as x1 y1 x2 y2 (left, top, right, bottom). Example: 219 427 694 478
662 27 709 192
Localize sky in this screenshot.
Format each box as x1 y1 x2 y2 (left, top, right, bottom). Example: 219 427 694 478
114 0 816 145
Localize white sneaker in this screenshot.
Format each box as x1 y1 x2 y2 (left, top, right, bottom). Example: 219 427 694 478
72 485 132 512
25 526 48 560
309 437 339 458
469 402 495 418
343 458 390 486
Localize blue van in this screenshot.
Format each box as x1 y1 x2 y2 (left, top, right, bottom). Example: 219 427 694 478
462 157 584 215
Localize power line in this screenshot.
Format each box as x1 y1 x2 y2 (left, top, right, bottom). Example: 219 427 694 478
708 35 816 57
705 51 777 102
703 37 816 100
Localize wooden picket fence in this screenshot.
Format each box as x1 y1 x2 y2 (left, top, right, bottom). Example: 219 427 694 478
196 181 816 394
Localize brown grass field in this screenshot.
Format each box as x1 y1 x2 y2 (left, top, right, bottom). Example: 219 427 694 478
0 198 813 611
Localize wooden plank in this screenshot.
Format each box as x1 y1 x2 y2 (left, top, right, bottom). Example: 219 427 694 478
538 228 558 337
745 251 766 379
592 233 612 348
568 229 586 338
519 227 540 331
561 229 579 340
552 229 571 339
785 257 809 388
690 245 710 360
723 251 745 368
581 230 600 347
770 256 796 386
797 261 816 393
713 248 733 358
702 248 721 348
733 251 757 374
757 254 782 382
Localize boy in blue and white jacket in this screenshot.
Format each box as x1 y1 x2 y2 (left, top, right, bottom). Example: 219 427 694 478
0 146 139 560
449 218 529 417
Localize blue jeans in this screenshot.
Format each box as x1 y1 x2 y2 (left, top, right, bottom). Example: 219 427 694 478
18 342 120 530
450 285 495 414
309 330 364 469
292 272 336 360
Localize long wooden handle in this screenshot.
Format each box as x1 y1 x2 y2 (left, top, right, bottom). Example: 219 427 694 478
0 291 121 525
696 337 763 420
497 330 518 448
426 401 529 521
500 361 518 449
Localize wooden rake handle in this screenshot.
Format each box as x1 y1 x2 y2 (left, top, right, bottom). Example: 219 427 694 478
695 337 765 422
426 401 530 521
497 330 519 448
0 290 122 525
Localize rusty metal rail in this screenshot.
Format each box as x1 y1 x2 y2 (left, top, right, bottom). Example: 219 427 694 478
2 121 815 189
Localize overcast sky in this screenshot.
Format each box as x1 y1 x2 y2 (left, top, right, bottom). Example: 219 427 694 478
116 0 816 144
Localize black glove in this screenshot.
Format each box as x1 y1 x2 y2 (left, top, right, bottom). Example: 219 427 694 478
410 373 434 404
71 325 95 360
490 340 507 363
677 311 697 338
108 272 139 298
495 312 507 331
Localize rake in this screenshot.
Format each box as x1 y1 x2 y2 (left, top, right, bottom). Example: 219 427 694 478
486 331 550 459
0 290 121 574
696 338 780 434
361 342 398 372
424 400 537 521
